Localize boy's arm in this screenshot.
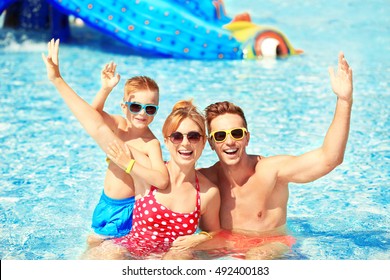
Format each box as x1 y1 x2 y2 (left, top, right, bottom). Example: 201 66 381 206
277 52 353 183
91 62 121 131
42 39 128 154
92 62 120 111
107 140 169 190
129 140 169 189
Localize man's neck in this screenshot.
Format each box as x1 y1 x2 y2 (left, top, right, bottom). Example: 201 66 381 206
219 153 256 187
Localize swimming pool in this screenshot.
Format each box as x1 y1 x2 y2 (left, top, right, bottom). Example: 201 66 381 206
0 0 389 260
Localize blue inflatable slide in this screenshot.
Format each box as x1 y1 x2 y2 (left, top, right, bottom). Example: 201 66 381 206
1 0 303 59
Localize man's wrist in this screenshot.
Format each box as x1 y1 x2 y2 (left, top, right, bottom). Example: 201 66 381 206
337 97 353 106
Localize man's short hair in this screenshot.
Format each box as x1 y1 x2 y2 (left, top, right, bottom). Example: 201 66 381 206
204 101 248 134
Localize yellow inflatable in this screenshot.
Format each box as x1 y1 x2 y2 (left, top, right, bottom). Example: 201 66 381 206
224 13 303 59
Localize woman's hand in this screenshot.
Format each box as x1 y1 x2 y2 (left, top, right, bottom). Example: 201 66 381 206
170 234 210 251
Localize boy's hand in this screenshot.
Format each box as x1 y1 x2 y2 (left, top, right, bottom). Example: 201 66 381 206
101 62 121 91
329 52 353 103
42 38 61 82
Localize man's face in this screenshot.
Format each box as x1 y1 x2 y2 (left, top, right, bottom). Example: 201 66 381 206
208 113 249 166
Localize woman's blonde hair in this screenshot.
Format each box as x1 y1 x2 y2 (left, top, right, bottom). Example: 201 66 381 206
162 100 206 138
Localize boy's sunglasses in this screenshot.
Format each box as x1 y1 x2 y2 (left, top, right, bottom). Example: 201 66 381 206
169 131 203 144
209 127 247 143
124 102 159 116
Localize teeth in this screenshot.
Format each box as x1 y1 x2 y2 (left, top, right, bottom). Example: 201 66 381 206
224 148 238 155
179 150 192 155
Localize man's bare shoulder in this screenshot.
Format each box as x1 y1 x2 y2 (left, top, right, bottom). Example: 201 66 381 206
255 154 293 177
260 154 292 164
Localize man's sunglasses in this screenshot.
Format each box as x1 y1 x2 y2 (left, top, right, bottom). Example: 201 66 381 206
169 131 203 144
209 127 247 143
124 102 159 116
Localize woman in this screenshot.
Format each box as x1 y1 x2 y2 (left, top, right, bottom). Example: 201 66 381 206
82 100 221 260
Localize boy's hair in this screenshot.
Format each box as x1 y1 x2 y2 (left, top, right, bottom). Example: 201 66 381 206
124 76 159 100
204 101 248 134
162 100 206 138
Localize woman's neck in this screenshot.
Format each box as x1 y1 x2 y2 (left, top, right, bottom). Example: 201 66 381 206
166 161 196 188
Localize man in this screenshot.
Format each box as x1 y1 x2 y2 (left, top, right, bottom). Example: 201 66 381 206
199 52 353 259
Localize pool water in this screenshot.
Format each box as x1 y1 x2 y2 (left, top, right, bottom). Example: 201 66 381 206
0 0 389 260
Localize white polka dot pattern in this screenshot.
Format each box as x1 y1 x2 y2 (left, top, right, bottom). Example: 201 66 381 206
114 176 201 258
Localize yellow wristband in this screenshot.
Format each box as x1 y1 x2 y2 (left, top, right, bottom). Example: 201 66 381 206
198 231 212 239
125 159 135 174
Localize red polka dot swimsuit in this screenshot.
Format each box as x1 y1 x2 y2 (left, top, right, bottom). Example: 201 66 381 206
113 176 201 258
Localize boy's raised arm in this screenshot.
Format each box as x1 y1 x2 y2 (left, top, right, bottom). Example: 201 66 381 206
90 62 121 131
92 62 121 112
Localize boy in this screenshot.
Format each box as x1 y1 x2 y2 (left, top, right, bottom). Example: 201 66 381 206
89 61 169 245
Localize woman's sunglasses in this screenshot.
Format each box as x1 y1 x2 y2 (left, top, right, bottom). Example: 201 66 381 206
209 127 247 143
169 131 203 144
124 101 159 116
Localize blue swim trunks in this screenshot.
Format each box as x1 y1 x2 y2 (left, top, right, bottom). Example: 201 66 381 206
91 191 135 238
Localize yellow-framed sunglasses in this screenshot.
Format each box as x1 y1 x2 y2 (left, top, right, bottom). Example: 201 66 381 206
209 127 247 143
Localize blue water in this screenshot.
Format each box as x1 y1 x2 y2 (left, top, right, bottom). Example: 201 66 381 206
1 0 389 260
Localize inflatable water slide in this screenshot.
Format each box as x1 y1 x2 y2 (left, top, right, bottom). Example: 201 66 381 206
1 0 17 15
1 0 302 59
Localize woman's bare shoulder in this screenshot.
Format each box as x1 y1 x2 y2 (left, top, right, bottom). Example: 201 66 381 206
196 162 220 186
196 170 219 194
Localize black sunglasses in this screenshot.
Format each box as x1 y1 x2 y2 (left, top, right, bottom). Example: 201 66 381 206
169 131 203 144
124 102 159 116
